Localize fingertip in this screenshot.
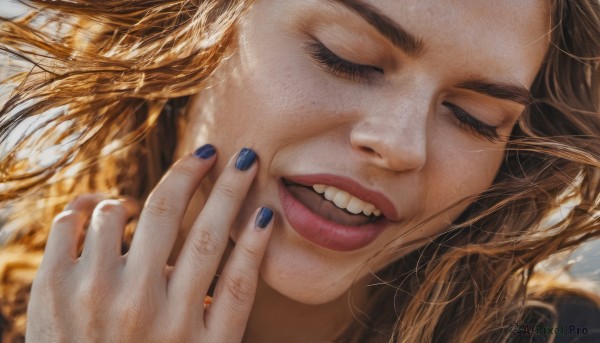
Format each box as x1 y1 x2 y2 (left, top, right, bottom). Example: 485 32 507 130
193 144 217 160
254 207 274 230
234 148 258 172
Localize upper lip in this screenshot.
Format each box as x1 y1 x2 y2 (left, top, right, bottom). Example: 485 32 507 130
282 174 401 221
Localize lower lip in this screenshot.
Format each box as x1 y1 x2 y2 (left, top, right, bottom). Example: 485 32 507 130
277 180 390 252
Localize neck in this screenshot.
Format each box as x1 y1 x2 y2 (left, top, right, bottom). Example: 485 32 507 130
242 273 370 343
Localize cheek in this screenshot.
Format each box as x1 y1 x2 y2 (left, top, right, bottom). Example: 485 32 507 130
426 137 505 215
431 109 506 190
207 58 334 149
391 123 508 248
368 144 505 272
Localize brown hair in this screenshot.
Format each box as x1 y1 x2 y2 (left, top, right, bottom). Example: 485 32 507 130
0 0 599 342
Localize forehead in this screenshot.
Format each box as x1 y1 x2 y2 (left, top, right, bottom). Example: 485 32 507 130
362 0 551 84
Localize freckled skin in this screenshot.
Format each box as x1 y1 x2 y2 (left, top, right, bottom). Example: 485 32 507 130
174 0 549 340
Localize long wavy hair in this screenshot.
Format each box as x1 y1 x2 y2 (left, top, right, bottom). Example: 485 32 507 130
0 0 599 342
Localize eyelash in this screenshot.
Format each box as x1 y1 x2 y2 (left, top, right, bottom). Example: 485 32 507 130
304 40 500 142
442 102 500 141
304 41 383 84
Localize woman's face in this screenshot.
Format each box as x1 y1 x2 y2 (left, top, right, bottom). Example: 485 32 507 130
178 0 549 304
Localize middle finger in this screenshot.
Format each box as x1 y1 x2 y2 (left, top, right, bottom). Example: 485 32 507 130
169 148 259 306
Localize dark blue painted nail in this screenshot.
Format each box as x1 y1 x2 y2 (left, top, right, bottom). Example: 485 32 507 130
235 148 257 171
193 144 216 159
255 207 273 229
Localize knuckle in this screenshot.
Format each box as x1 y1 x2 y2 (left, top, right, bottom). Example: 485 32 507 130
215 182 239 201
238 243 263 263
94 200 126 216
171 161 198 178
189 230 222 258
52 210 82 227
145 191 178 218
222 272 255 306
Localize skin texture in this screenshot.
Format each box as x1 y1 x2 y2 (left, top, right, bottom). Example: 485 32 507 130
175 0 549 341
27 0 550 342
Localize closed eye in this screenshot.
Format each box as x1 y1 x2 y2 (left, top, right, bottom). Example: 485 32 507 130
304 40 383 84
442 101 500 141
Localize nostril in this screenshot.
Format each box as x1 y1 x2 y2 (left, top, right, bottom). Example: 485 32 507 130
360 147 375 154
359 146 383 159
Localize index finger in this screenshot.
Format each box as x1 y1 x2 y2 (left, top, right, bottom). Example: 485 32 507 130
126 144 218 276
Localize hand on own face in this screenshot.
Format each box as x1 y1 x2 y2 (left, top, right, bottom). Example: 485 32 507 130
26 146 273 342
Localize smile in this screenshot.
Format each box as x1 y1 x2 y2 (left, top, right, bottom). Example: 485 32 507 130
313 184 382 216
282 179 382 227
278 174 398 252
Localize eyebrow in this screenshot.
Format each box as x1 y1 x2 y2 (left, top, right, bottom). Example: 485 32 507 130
458 79 533 106
327 0 425 57
326 0 533 106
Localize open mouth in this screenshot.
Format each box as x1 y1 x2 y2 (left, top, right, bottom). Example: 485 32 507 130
282 178 383 227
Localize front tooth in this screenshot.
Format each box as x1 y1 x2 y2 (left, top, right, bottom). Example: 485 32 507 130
332 191 351 208
313 184 326 194
319 185 382 217
346 197 366 214
363 203 376 216
324 186 338 201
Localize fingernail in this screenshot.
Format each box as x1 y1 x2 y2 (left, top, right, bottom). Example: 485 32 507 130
194 144 216 159
255 207 273 229
235 148 257 171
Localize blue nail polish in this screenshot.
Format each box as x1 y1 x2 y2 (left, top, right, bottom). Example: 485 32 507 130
255 207 273 229
235 148 257 171
194 144 216 159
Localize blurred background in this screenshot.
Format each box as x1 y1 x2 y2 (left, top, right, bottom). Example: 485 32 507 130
0 0 26 18
0 0 599 285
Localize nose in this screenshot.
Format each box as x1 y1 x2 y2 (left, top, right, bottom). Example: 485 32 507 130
349 107 428 173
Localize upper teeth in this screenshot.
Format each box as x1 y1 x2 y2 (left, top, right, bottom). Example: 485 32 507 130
312 184 382 217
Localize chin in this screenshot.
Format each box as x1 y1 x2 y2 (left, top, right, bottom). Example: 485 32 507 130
258 236 358 305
